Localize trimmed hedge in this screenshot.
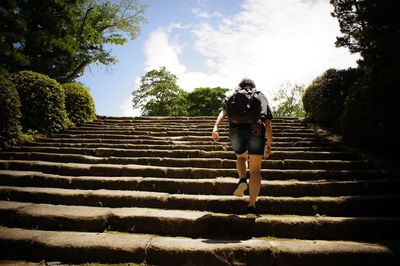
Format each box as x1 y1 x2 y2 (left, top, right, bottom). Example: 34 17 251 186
302 68 358 132
10 71 70 133
0 75 22 146
62 82 96 124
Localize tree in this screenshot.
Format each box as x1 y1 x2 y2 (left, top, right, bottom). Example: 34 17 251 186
187 87 228 116
330 0 400 71
0 0 146 82
65 0 147 82
331 0 400 155
132 67 188 116
272 82 305 118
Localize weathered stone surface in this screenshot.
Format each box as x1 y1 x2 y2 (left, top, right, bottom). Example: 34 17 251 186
0 116 399 264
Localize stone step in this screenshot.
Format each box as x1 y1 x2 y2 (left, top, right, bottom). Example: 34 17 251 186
1 201 399 240
0 152 377 170
54 130 321 139
31 136 311 144
95 115 303 123
1 170 399 197
33 137 339 149
26 142 342 152
7 146 361 160
46 134 326 144
76 124 314 132
0 186 399 217
2 115 398 265
0 160 390 180
49 132 324 143
18 142 327 152
63 128 317 137
95 116 303 123
2 227 397 265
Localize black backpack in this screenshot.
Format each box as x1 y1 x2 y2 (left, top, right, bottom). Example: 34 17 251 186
227 87 262 124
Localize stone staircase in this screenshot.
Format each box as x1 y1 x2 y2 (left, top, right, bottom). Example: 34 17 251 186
0 116 399 265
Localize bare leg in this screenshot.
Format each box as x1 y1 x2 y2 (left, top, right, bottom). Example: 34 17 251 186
236 152 248 178
234 152 248 197
248 155 263 207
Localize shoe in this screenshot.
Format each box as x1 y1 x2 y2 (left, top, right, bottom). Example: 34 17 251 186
233 178 248 197
246 205 257 219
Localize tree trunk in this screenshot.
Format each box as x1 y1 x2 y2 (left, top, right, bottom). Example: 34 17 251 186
62 60 90 82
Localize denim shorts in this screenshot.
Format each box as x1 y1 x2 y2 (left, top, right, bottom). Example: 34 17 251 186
229 122 266 155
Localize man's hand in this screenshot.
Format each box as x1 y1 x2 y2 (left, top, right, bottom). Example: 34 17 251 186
212 129 220 141
264 146 271 159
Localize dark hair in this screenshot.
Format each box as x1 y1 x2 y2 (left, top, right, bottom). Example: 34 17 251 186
238 78 256 89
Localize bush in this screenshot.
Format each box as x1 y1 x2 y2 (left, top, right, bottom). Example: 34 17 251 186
302 68 358 132
0 75 22 146
62 82 96 124
10 71 70 133
341 71 399 156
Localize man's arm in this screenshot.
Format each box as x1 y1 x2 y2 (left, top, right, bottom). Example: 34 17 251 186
264 119 272 158
212 109 227 141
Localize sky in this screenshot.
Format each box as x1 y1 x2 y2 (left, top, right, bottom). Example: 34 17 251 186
77 0 360 117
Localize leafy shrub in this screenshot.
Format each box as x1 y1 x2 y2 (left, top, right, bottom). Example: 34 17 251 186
302 68 358 132
62 82 96 124
10 71 70 133
0 75 22 146
341 71 399 155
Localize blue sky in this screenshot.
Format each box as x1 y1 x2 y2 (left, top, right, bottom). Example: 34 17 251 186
78 0 360 117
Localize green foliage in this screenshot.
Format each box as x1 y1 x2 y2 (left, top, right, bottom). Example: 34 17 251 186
10 71 70 133
132 67 188 116
0 75 22 146
272 82 305 118
303 68 358 132
63 82 97 124
187 87 228 116
0 0 146 82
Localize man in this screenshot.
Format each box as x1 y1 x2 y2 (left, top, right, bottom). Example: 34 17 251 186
211 78 273 218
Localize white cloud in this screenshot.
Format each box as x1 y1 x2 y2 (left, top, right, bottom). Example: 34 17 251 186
167 22 192 32
192 8 223 19
143 27 228 91
143 28 187 74
119 95 141 117
141 0 360 105
191 0 360 99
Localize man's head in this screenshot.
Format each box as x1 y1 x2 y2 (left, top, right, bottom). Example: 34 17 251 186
238 78 256 90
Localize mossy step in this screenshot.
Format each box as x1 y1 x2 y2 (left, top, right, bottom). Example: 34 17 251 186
0 186 399 216
0 227 398 265
1 170 398 197
1 201 399 240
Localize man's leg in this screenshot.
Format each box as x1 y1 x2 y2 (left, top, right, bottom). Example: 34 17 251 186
236 152 248 178
247 155 263 217
234 152 248 197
